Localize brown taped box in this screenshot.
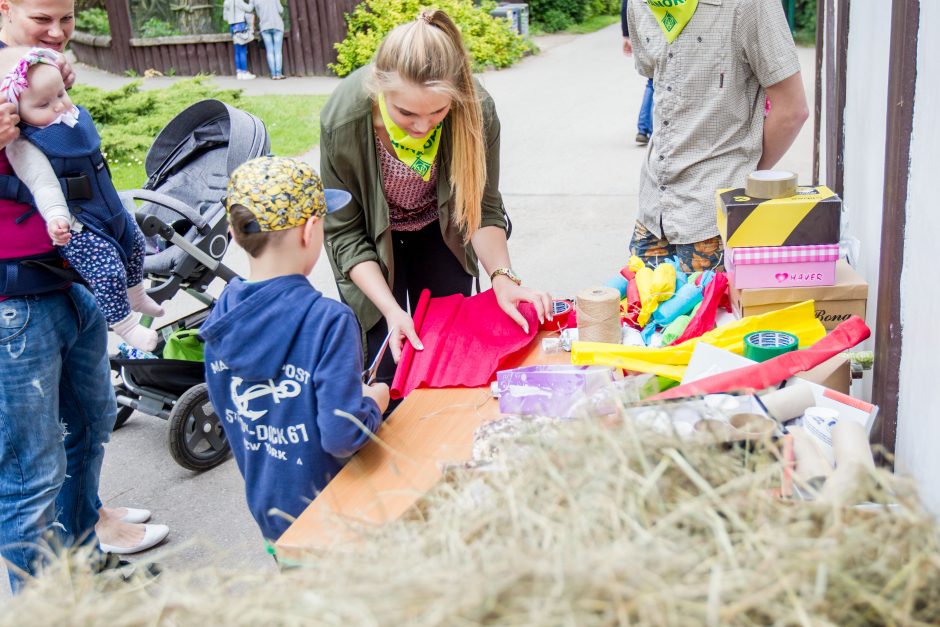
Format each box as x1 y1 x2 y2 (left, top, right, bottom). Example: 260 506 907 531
729 259 868 331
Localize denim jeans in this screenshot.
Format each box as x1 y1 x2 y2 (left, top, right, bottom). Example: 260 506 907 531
233 41 248 73
0 285 115 592
261 29 284 77
637 77 654 135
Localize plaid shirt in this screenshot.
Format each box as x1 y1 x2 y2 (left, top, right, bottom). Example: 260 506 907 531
627 0 801 244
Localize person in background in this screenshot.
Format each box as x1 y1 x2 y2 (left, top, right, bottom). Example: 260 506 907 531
320 10 552 396
200 156 389 548
253 0 284 79
223 0 255 80
621 0 653 145
625 0 808 272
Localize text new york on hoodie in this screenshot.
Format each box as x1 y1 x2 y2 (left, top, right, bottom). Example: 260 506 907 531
200 274 382 540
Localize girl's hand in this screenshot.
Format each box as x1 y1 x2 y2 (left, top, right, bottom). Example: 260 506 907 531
47 218 72 246
384 307 423 363
0 99 20 148
491 276 552 334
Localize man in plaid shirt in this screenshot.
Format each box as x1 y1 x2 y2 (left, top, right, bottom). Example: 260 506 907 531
625 0 808 272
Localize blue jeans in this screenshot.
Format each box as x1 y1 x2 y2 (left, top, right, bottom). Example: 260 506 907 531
638 77 654 135
0 285 115 592
261 29 284 77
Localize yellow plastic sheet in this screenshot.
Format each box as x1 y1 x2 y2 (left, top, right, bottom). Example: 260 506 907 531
571 300 826 380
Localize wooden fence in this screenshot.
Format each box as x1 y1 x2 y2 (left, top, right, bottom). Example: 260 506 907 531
70 0 360 77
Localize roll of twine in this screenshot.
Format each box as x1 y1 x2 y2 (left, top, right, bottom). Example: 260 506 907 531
576 287 621 344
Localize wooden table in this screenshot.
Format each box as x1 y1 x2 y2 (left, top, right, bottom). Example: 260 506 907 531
276 332 569 559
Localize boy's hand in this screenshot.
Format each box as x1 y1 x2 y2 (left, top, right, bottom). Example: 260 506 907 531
362 382 390 414
47 218 72 245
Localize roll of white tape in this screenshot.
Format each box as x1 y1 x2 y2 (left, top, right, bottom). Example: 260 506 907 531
745 170 798 199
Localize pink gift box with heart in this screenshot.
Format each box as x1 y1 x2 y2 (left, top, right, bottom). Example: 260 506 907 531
726 244 839 289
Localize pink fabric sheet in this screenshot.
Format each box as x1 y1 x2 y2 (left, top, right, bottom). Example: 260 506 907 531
390 288 540 399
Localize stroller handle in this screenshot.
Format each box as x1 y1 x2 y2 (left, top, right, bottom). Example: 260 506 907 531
120 189 210 234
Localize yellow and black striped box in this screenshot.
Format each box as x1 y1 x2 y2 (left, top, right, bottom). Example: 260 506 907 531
716 186 841 248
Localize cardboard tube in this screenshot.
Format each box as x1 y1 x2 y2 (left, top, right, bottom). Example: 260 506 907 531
830 420 875 469
789 426 833 486
759 384 817 423
745 170 798 199
820 420 875 503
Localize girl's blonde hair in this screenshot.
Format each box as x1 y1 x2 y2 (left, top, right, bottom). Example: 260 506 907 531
369 9 485 240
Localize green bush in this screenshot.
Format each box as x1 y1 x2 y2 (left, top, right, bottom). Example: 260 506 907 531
528 0 618 32
70 77 241 166
331 0 530 77
75 7 110 35
138 17 180 37
539 9 572 32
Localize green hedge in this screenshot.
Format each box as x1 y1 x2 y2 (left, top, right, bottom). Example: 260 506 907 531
528 0 619 32
331 0 530 77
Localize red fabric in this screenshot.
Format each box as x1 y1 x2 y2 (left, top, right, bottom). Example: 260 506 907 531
390 288 540 399
667 272 729 346
650 316 870 400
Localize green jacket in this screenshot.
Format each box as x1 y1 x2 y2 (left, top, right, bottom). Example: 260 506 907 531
320 66 508 336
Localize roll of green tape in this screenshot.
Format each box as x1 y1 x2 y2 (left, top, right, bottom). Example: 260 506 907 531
743 331 799 363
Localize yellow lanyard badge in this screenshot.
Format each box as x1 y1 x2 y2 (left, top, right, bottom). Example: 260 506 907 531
645 0 699 43
377 93 442 181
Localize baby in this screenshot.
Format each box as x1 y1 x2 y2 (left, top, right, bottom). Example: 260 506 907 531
2 48 164 350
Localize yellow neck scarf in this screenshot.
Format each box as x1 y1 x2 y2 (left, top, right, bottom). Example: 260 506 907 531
377 93 442 181
645 0 699 43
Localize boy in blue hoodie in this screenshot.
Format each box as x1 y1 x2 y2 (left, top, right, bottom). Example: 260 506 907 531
200 156 389 544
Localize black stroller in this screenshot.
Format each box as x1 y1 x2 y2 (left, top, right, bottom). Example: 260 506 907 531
111 99 269 471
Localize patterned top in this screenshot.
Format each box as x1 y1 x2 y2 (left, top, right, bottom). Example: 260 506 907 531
627 0 801 244
376 135 440 232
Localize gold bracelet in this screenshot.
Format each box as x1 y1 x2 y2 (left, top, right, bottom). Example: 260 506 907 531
490 267 521 286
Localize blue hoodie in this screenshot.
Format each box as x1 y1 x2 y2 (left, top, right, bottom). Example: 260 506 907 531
200 275 382 541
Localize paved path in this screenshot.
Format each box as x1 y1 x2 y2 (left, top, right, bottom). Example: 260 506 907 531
3 28 816 588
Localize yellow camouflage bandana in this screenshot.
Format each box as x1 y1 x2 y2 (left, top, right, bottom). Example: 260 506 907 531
224 157 328 232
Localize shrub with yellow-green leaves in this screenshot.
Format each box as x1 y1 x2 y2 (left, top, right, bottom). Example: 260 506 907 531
331 0 531 77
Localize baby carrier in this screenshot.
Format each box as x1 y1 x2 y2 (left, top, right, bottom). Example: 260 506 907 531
0 106 138 295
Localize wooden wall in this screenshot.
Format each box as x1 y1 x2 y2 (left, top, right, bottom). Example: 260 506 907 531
71 0 361 77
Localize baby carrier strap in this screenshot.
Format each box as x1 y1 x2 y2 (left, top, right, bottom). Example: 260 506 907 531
0 252 79 297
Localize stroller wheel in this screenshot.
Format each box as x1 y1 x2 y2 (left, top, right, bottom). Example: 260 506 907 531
168 383 230 471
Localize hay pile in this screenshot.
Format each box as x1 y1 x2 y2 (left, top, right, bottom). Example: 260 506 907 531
4 414 940 626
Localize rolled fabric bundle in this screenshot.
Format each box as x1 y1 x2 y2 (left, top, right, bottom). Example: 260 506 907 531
637 263 676 327
576 287 622 344
604 274 629 299
652 281 703 327
661 314 691 346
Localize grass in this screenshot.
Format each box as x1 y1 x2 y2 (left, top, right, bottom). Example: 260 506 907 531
565 13 620 34
529 13 619 36
70 78 327 190
4 408 940 625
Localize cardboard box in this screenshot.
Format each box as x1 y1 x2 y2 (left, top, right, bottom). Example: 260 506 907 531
716 186 842 248
729 259 868 330
727 244 839 289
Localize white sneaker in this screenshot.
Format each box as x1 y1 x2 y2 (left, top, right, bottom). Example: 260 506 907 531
236 71 256 80
99 524 169 555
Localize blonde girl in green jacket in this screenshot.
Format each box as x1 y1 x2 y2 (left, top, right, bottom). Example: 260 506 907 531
321 9 552 390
